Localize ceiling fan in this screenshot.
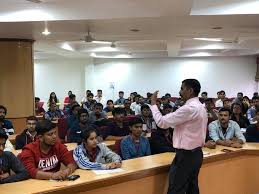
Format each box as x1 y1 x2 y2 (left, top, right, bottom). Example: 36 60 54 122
81 28 113 45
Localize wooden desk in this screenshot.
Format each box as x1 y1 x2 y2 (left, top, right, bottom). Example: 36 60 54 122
5 144 259 194
8 134 17 144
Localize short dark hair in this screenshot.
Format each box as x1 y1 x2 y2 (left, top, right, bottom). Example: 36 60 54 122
237 92 243 96
182 79 201 97
252 96 259 101
87 93 94 97
124 99 131 104
78 108 89 117
97 89 102 93
133 95 140 101
201 92 208 96
0 105 7 115
119 91 124 94
128 117 143 127
27 116 38 122
219 90 225 95
218 107 231 115
112 107 125 116
165 93 171 98
69 94 76 99
141 104 150 111
94 103 103 109
204 98 213 103
71 103 80 111
35 97 40 101
223 98 230 104
86 90 91 93
106 100 113 105
36 120 56 135
161 96 167 101
163 103 173 109
81 127 97 141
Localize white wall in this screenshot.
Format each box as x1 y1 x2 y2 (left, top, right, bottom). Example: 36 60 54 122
92 56 257 100
34 58 93 109
35 56 257 106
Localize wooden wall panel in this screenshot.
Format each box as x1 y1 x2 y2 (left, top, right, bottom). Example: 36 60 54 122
0 40 34 118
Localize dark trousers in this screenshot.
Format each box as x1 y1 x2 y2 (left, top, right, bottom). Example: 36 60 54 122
167 147 203 194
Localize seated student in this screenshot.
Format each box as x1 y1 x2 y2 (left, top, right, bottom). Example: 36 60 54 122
44 102 64 121
35 97 45 116
247 96 259 123
81 90 92 104
204 98 218 121
47 92 60 107
130 95 142 115
162 104 173 115
19 120 77 180
215 90 226 108
123 99 135 116
104 108 130 141
68 108 98 143
103 100 114 115
73 128 121 170
0 129 29 184
88 103 107 123
82 92 96 112
120 117 151 160
150 127 174 154
242 96 250 116
209 108 246 148
139 104 157 133
64 91 72 104
63 94 77 114
67 104 81 129
94 89 106 107
223 98 232 110
200 91 208 104
0 105 15 135
245 108 259 142
15 116 38 150
115 91 126 106
231 103 250 128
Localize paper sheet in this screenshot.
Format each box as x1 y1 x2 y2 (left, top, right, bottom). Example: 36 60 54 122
92 168 124 175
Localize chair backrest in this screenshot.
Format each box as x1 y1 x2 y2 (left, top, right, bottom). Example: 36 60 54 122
114 139 123 157
57 118 68 142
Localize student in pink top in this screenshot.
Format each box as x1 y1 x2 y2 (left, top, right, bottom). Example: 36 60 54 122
150 79 207 194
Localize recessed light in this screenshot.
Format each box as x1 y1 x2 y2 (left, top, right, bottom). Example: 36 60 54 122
130 29 140 32
194 38 223 42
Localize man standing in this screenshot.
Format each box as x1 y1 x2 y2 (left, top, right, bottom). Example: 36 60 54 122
150 79 207 194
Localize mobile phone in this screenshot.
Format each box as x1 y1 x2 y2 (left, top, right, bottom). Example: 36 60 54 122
67 175 80 181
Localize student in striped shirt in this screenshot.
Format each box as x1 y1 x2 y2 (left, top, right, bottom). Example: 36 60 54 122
73 128 121 170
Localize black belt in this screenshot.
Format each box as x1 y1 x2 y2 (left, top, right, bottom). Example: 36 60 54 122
175 147 202 153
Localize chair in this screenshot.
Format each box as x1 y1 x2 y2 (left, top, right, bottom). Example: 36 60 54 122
57 118 68 143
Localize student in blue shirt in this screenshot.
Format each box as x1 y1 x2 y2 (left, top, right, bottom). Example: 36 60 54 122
0 105 14 135
209 108 246 148
120 117 151 160
67 104 80 129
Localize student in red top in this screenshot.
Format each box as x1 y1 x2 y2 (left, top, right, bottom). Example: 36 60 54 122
19 120 77 180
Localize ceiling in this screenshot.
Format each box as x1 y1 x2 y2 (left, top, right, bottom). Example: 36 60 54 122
0 0 259 58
